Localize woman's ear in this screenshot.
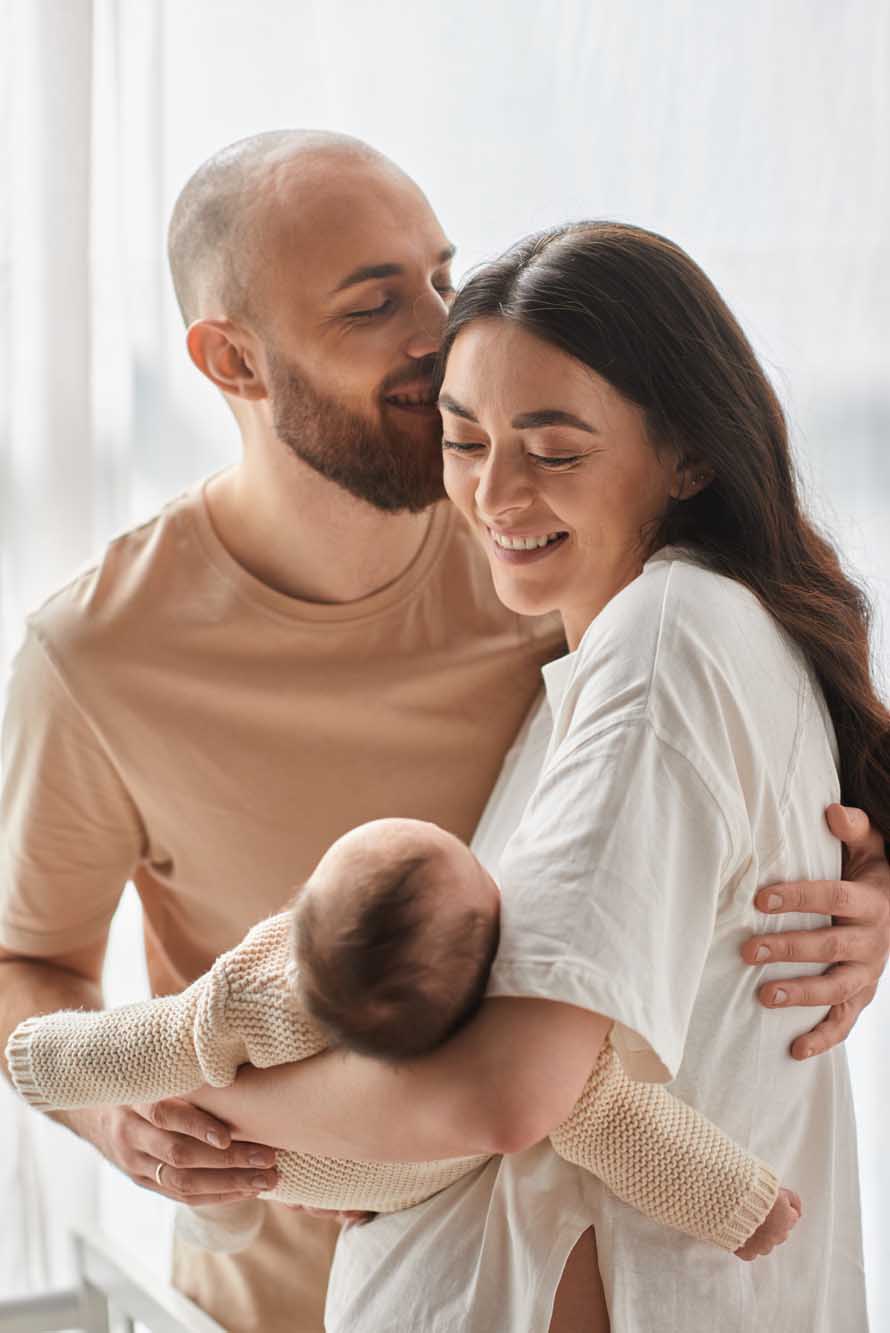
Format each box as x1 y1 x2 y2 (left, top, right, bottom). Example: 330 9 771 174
186 319 268 401
670 458 715 501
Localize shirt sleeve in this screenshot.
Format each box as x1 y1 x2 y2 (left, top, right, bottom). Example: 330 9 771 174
487 715 736 1082
0 627 145 955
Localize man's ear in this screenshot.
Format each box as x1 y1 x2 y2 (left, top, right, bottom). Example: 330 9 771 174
670 457 715 502
186 319 268 400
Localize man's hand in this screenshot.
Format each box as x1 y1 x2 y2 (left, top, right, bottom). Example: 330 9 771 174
62 1098 279 1206
741 803 890 1059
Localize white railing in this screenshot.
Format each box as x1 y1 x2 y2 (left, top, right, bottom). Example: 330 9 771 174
0 1227 226 1333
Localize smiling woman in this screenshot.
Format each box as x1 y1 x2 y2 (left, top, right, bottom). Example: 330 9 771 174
324 218 886 1332
439 320 700 647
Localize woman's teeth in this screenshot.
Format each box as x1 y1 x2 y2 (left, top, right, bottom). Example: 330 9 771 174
490 531 565 551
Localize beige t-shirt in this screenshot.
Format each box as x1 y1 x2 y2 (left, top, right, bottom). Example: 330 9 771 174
0 477 562 1333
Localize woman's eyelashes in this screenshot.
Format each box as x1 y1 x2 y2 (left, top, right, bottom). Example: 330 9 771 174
442 440 584 470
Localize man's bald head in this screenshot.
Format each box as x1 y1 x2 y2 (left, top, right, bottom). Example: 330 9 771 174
167 129 399 327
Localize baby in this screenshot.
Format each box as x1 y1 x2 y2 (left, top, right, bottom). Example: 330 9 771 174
6 818 798 1258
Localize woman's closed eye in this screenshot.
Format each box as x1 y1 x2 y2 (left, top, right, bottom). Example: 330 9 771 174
442 440 583 470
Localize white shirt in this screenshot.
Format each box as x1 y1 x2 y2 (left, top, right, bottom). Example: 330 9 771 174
325 548 868 1333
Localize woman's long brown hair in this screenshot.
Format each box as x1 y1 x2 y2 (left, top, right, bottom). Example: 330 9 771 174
437 222 890 835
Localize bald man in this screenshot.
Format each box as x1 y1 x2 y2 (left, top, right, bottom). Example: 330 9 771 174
1 131 888 1333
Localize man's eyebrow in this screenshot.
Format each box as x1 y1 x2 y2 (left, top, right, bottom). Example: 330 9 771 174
331 246 457 296
331 263 403 295
438 398 598 435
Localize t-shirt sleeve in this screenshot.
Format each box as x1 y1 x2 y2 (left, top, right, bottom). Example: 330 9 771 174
487 715 736 1083
0 627 145 955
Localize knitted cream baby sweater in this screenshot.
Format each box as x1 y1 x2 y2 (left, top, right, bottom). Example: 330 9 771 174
6 913 777 1253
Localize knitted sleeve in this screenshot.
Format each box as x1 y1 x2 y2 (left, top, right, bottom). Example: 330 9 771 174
549 1041 779 1251
3 912 326 1110
5 984 207 1110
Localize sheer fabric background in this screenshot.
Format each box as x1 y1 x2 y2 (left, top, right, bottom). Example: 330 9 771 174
1 0 887 1324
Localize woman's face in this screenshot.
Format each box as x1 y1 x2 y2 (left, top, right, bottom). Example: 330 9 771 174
439 318 683 649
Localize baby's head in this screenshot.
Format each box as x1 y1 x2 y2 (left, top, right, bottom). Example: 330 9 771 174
292 819 500 1061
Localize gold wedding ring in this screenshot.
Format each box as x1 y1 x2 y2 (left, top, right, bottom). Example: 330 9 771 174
155 1160 166 1188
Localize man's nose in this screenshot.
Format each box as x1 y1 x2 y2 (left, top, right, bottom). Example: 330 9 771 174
404 289 449 360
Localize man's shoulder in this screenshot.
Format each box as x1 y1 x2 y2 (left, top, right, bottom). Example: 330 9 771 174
28 483 206 667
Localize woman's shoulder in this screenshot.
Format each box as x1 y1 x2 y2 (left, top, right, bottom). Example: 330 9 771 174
578 546 799 679
564 546 811 758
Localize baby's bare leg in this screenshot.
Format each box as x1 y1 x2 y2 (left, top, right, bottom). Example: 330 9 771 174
548 1227 610 1333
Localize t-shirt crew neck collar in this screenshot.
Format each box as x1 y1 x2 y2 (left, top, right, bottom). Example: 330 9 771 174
540 545 696 714
187 473 452 625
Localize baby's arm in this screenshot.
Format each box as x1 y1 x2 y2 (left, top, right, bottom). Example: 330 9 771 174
549 1040 791 1255
4 913 325 1110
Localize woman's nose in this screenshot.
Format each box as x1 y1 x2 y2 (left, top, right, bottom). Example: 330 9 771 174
475 452 534 520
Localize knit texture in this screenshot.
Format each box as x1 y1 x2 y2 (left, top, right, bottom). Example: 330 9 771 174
5 911 778 1253
551 1043 779 1252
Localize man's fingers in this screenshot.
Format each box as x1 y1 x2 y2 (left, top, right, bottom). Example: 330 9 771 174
753 878 876 920
741 926 876 967
133 1097 234 1149
142 1162 278 1199
141 1180 268 1208
788 989 874 1061
757 962 872 1010
127 1119 277 1172
825 803 885 862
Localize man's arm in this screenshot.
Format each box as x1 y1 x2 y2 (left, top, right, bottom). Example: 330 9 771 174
742 804 890 1058
0 942 278 1204
189 997 612 1163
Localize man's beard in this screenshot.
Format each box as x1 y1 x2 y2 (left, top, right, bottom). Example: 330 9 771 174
267 349 446 513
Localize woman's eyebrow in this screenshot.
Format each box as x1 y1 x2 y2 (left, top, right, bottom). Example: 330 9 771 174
438 393 477 420
438 395 598 435
511 409 598 433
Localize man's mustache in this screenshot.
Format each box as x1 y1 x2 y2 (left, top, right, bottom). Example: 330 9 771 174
380 356 438 396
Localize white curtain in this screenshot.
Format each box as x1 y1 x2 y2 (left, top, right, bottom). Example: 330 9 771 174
2 0 888 1323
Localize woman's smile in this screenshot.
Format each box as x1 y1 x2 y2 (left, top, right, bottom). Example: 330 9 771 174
486 527 570 563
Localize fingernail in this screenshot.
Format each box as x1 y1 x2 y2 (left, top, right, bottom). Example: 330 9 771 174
766 893 783 911
207 1130 226 1148
772 988 788 1005
249 1151 275 1167
754 945 771 963
800 1046 813 1059
251 1173 275 1189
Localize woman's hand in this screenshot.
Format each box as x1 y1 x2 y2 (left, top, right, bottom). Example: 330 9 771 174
734 1187 801 1261
741 803 890 1059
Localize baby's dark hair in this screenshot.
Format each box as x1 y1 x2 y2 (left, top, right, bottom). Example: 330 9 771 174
292 850 499 1062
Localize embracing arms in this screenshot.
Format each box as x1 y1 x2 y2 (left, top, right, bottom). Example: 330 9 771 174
193 801 890 1164
741 804 889 1060
6 916 786 1252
